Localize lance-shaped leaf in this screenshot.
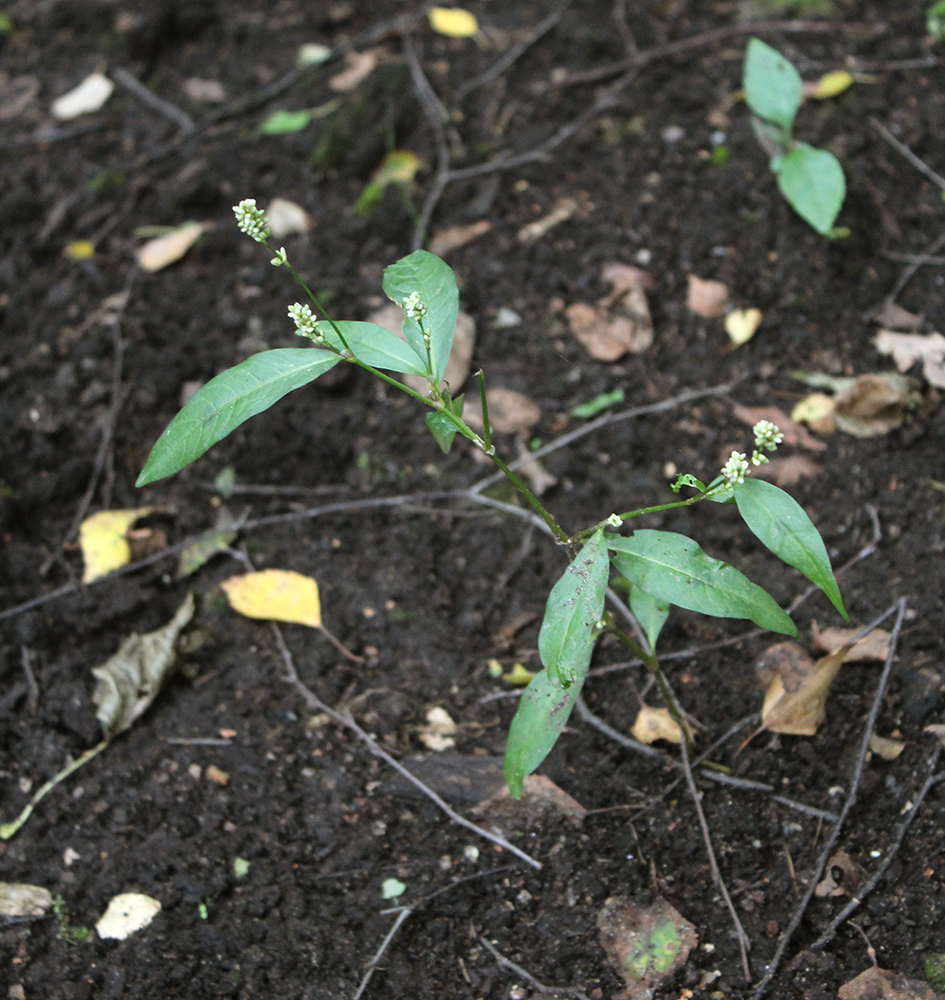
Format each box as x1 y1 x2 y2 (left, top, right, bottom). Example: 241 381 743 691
776 143 845 235
608 531 797 636
137 348 340 485
743 38 802 130
92 593 195 739
316 320 430 376
734 478 846 618
382 250 458 384
504 669 582 798
539 530 609 686
629 585 671 653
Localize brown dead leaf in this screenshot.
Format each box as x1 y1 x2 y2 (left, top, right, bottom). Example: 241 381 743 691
517 197 577 243
811 623 891 662
875 330 945 389
631 705 686 745
515 439 557 495
815 849 863 897
761 643 852 736
465 387 541 434
754 454 822 486
472 774 587 826
838 966 944 1000
265 197 313 238
754 641 814 691
732 404 827 451
429 220 491 256
924 724 945 749
869 300 924 331
869 733 906 760
566 264 653 361
791 392 837 434
329 49 378 92
136 222 206 272
686 275 729 318
834 373 921 437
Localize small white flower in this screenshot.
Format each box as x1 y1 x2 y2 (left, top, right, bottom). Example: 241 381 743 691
287 302 320 340
402 290 427 322
233 199 271 243
270 247 288 267
750 450 770 466
753 419 783 453
721 451 750 484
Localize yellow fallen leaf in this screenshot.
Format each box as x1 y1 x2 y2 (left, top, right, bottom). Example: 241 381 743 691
868 733 905 761
631 705 684 745
724 307 762 346
136 222 206 272
761 644 851 736
502 663 535 685
65 240 96 260
221 569 322 628
791 392 836 433
810 622 891 662
428 7 478 38
806 70 854 99
80 508 156 583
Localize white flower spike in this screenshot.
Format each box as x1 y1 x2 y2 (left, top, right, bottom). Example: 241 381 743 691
233 199 271 244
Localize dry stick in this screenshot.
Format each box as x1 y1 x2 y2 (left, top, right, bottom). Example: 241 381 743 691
810 744 944 952
110 66 196 133
678 729 752 981
269 624 542 871
479 935 593 1000
751 597 908 1000
354 868 511 1000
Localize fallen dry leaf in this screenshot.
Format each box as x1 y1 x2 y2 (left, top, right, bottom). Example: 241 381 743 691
221 569 322 628
472 774 587 825
80 507 158 583
870 300 924 331
517 197 577 243
0 882 52 918
514 438 557 495
631 705 685 745
686 275 729 318
205 764 230 786
791 392 836 434
92 593 195 739
136 222 206 272
725 307 762 346
761 642 853 736
52 71 114 119
792 371 921 437
96 893 161 941
755 454 822 486
183 77 226 103
417 706 457 751
731 404 827 451
428 220 491 256
924 724 945 749
869 732 906 760
467 387 541 434
265 197 313 238
811 623 891 662
329 49 378 92
598 896 698 1000
566 264 653 361
875 330 945 389
838 965 944 1000
428 6 479 37
804 69 854 99
815 849 863 897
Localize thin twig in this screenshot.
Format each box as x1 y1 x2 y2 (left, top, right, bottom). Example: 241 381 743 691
479 935 593 1000
270 624 542 870
810 744 944 952
20 646 39 714
110 66 196 133
871 117 945 192
752 598 908 1000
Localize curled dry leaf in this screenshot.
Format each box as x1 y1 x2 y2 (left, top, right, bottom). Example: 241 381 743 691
811 622 891 662
417 706 457 751
0 882 52 918
869 300 924 331
869 732 906 760
725 307 762 346
875 330 945 389
80 507 158 583
428 219 491 256
630 704 685 745
792 371 921 437
566 264 653 361
686 274 729 318
92 593 195 740
136 222 206 272
265 198 313 239
815 849 863 897
838 965 944 1000
428 7 479 37
329 49 378 92
52 71 114 119
761 641 852 736
791 392 836 434
517 197 577 243
221 569 322 628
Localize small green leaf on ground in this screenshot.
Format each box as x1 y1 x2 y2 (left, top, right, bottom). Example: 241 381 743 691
570 388 625 418
259 110 312 134
381 878 406 899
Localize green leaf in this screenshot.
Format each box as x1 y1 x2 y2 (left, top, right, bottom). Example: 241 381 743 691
259 110 312 134
743 38 803 131
316 320 430 376
733 478 847 618
629 586 670 653
776 143 845 235
504 669 582 798
382 251 458 385
539 531 610 686
569 388 625 419
425 394 464 453
137 349 340 485
608 531 797 636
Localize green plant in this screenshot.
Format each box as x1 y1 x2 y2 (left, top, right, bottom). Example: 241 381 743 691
137 200 846 796
51 894 91 945
743 38 846 235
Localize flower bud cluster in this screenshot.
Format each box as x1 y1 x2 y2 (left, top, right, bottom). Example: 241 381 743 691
721 451 750 485
751 419 783 465
233 199 271 244
287 302 322 342
402 291 427 322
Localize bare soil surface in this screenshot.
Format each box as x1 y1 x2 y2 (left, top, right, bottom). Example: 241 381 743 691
2 2 944 998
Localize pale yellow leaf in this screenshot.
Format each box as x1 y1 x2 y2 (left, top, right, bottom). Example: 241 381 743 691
221 569 322 628
328 49 378 92
761 644 851 736
805 70 854 99
80 507 156 583
417 706 457 751
502 663 535 685
52 72 114 120
96 893 161 940
428 7 479 38
265 197 313 238
810 622 891 662
65 240 96 260
875 330 945 389
869 733 906 761
791 392 836 433
923 724 945 749
724 307 762 346
136 222 206 272
631 705 684 745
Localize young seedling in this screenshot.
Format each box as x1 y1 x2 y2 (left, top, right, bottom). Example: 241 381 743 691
137 201 847 796
743 37 846 235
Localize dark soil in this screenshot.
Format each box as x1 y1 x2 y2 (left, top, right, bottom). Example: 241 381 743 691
2 2 944 998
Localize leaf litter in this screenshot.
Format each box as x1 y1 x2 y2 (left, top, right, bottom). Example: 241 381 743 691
566 263 654 360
